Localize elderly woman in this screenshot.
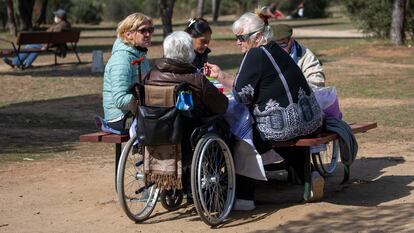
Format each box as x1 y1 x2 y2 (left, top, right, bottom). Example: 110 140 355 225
143 31 228 198
103 13 154 132
204 12 324 210
184 18 212 71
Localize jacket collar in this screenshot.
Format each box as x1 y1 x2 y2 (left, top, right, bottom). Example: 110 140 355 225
112 38 147 57
155 58 197 74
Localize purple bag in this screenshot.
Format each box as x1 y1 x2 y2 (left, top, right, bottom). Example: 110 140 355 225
313 86 343 119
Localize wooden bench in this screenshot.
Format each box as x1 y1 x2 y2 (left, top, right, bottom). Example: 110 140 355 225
79 122 377 197
271 122 377 201
0 30 81 68
80 131 130 187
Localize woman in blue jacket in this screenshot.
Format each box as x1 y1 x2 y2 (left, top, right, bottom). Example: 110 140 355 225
102 13 154 132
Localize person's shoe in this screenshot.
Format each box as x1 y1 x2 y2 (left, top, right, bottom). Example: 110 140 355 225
233 199 255 211
308 171 325 202
3 57 14 68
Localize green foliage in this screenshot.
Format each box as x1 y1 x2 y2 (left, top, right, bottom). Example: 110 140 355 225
342 0 393 38
101 0 159 22
70 0 102 24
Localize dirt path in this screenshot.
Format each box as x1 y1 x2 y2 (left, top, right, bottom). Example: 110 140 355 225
1 140 413 233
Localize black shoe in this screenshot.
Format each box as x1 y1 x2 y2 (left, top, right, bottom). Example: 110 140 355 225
3 57 15 68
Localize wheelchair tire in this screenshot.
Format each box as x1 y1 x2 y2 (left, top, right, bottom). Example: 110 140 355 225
116 134 159 222
191 133 236 226
312 139 340 177
160 189 184 211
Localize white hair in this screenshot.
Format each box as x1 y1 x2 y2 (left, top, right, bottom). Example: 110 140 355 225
232 12 273 45
163 31 195 63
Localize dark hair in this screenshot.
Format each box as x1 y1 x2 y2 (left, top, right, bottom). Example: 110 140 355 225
184 18 212 38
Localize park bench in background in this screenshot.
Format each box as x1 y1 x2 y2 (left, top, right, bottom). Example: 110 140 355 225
79 121 377 198
0 30 81 68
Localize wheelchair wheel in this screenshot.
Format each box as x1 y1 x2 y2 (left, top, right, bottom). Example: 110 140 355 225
312 139 340 177
191 133 236 226
117 134 159 222
160 189 184 211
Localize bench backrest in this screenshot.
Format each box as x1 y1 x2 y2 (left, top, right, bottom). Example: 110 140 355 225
16 30 81 45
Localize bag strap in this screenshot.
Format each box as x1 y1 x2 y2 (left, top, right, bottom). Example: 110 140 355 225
260 46 293 104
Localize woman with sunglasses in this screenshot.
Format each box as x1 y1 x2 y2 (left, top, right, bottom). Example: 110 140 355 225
204 11 324 211
184 18 212 72
102 13 155 133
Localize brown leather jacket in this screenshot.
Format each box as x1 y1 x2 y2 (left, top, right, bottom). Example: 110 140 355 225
143 58 228 117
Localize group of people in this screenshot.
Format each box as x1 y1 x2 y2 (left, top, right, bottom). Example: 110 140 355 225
103 11 326 211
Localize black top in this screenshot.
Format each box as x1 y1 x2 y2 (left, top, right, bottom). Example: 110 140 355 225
233 41 322 149
192 48 211 70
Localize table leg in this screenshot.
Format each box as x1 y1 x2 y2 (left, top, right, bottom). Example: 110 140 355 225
341 164 350 184
115 143 121 192
303 147 311 201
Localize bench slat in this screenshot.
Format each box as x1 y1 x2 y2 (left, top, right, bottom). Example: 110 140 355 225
272 121 377 147
79 131 110 142
101 134 130 144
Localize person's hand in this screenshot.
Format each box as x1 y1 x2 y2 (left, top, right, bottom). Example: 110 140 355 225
203 62 222 79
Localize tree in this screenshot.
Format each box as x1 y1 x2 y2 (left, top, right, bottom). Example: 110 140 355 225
35 0 48 27
17 0 35 31
343 0 414 44
6 0 17 35
159 0 175 38
212 0 221 22
390 0 407 45
196 0 204 17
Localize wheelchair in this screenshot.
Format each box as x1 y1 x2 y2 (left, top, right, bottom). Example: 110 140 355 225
116 83 236 226
311 139 340 177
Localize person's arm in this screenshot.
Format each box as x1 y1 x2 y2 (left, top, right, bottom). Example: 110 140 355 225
233 49 262 105
199 76 229 114
109 61 134 111
203 62 235 89
298 47 325 88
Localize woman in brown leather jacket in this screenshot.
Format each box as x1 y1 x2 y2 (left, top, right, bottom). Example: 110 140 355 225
142 31 228 197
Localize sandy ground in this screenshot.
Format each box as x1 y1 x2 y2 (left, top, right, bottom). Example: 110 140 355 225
0 140 413 233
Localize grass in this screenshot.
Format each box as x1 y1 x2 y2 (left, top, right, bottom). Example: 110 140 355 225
1 12 413 162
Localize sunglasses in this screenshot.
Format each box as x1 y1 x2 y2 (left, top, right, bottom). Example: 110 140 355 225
135 27 155 34
235 29 261 42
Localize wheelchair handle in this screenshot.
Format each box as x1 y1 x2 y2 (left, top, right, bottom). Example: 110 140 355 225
130 57 145 83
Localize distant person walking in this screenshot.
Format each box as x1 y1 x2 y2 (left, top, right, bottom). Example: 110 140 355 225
273 24 325 88
3 9 71 69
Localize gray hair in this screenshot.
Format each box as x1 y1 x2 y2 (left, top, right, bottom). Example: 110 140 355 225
232 12 273 45
163 31 195 63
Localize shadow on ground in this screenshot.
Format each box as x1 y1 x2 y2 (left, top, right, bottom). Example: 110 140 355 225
0 94 101 159
218 156 413 230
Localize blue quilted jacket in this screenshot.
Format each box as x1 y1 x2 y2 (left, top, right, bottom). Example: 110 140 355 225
103 38 150 121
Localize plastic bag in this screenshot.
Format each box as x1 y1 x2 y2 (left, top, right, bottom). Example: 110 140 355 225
175 90 194 111
313 86 343 119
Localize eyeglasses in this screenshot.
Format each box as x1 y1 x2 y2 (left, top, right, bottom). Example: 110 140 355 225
134 27 155 34
235 29 261 42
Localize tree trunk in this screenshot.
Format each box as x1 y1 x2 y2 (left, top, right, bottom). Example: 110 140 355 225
18 0 35 31
6 0 17 36
390 0 407 45
159 0 175 38
35 0 48 27
212 0 221 22
196 0 205 17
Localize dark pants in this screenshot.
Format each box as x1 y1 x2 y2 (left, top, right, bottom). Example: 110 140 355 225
235 146 309 200
107 119 126 132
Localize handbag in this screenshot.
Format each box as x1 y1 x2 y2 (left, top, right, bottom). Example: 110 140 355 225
136 83 191 146
136 105 182 145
